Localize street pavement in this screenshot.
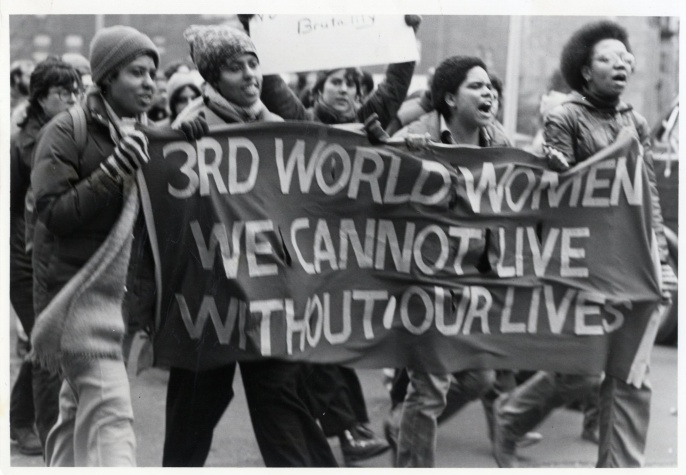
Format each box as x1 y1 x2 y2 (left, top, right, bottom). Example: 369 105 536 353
7 326 679 469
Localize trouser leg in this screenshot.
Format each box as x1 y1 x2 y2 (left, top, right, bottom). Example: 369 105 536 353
339 367 369 423
438 369 495 424
596 375 650 467
32 364 62 448
303 364 358 437
500 371 600 440
397 370 450 468
162 364 236 467
70 358 136 466
240 359 337 467
44 378 77 467
482 370 517 440
46 358 135 466
389 368 410 409
10 359 35 429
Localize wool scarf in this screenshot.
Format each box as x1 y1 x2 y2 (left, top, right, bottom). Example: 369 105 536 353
30 93 143 373
312 96 358 125
204 83 270 123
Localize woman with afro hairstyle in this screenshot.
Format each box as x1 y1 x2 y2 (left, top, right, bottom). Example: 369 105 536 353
492 20 676 468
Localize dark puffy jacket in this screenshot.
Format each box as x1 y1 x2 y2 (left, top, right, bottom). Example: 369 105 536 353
543 91 669 263
31 93 125 315
261 61 415 128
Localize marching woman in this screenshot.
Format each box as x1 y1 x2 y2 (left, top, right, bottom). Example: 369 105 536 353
492 20 677 468
10 57 82 455
389 55 510 468
29 26 160 466
164 24 337 468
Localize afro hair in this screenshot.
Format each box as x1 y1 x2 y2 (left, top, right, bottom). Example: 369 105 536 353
560 20 631 92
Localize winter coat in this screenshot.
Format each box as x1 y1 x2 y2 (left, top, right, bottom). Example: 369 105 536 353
393 110 513 147
543 90 669 263
261 61 415 128
31 93 125 316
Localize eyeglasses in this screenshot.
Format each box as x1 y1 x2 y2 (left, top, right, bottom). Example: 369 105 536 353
593 51 636 70
52 88 84 102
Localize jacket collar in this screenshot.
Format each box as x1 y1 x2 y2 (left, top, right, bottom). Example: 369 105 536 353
566 90 633 114
438 112 493 147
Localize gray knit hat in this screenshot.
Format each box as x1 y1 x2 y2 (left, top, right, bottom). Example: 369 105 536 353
184 25 258 83
89 25 160 84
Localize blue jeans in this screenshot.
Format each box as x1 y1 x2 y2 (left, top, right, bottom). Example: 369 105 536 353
45 357 135 466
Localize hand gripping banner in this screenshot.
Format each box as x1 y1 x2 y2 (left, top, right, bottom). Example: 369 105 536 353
139 122 662 382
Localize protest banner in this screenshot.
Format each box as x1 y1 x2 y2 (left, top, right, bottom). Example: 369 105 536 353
249 15 419 74
139 122 662 383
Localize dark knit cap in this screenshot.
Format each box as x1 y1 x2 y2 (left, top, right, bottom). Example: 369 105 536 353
89 25 160 85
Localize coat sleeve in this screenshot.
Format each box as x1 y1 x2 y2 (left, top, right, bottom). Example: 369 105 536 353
542 105 578 166
357 61 416 130
10 134 30 216
260 74 308 121
31 113 122 237
634 112 669 264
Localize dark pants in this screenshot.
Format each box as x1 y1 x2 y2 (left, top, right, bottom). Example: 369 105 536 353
10 213 36 432
302 364 369 437
163 361 337 467
10 360 35 429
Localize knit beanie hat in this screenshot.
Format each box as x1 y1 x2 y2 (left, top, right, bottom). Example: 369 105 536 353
167 69 205 100
184 25 257 83
89 25 160 85
62 53 92 76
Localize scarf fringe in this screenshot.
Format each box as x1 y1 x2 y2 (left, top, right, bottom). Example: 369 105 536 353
30 349 123 375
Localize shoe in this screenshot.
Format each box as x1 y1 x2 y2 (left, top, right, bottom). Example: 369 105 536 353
491 396 518 468
339 424 391 464
517 431 543 449
581 427 600 444
10 427 43 456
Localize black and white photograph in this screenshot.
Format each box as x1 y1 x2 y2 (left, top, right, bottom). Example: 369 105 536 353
2 0 681 471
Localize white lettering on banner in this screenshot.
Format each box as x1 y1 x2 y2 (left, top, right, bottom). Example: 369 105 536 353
459 157 644 213
190 219 278 278
289 218 593 279
163 137 259 198
274 139 450 205
176 294 247 346
176 287 629 353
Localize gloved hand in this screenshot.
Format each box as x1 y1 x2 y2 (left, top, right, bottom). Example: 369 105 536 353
178 111 209 141
100 130 150 181
544 144 570 172
364 113 390 145
405 15 422 33
404 132 432 151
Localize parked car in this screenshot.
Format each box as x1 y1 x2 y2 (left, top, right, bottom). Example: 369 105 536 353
651 97 679 345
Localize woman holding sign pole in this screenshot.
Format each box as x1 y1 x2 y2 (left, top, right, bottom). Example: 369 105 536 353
240 14 421 465
491 20 678 468
165 24 337 468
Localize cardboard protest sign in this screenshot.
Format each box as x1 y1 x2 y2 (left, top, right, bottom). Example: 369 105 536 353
140 122 661 382
249 15 419 74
